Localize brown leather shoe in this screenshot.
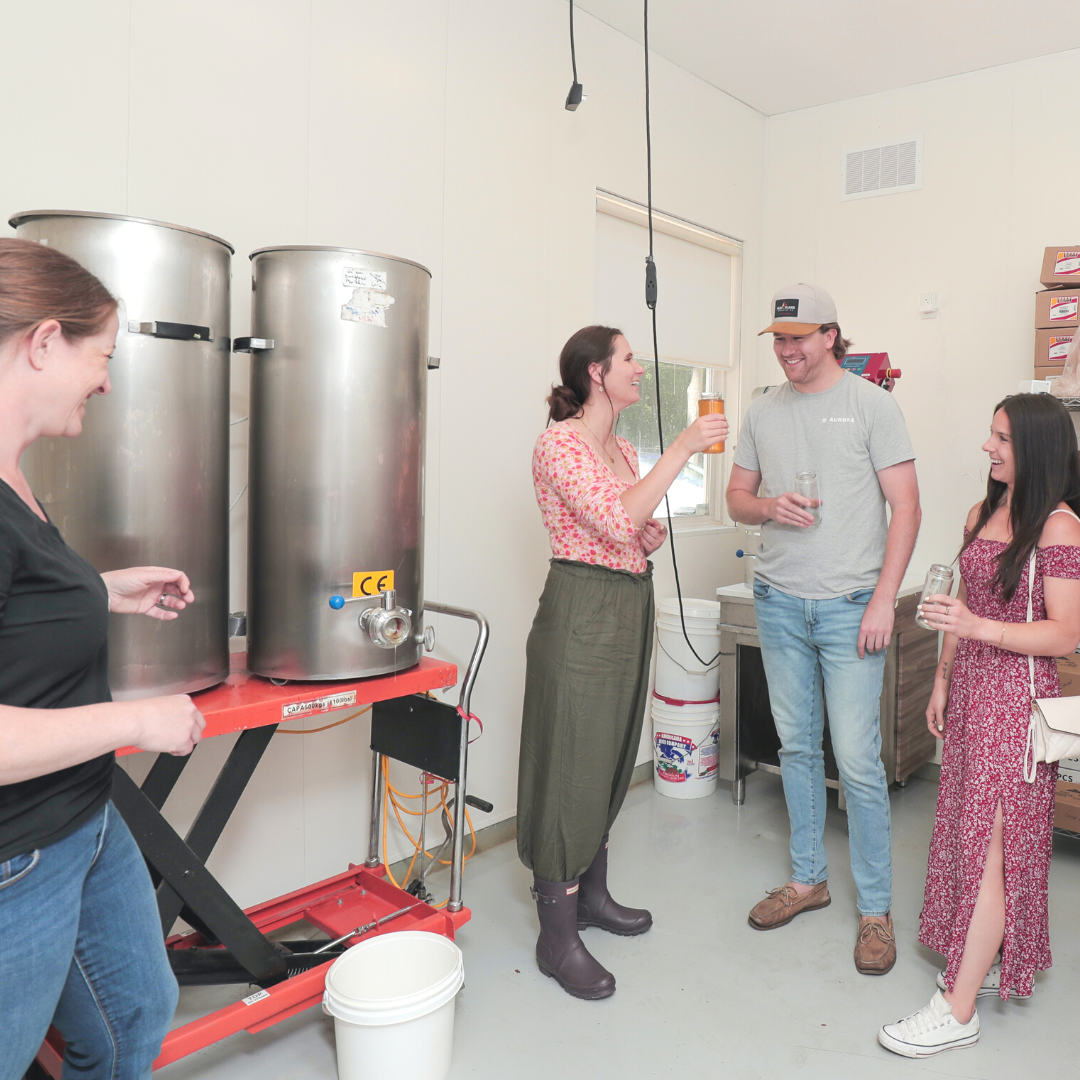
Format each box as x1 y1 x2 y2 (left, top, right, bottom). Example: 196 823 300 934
855 913 896 975
748 881 831 930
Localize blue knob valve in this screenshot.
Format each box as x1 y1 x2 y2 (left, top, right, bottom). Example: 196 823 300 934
329 594 345 610
735 549 745 558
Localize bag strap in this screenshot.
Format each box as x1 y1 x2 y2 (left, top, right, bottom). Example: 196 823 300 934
1027 548 1038 699
1024 508 1079 698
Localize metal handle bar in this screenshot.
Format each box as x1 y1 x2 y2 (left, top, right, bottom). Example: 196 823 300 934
424 601 489 717
422 601 489 912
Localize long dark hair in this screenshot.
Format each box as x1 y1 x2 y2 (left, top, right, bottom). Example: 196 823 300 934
960 393 1080 600
547 325 622 422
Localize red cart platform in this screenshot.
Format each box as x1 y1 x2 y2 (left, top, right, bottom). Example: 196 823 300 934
36 601 488 1074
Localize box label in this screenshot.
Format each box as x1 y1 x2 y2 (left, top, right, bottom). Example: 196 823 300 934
282 690 358 720
352 570 395 598
1049 295 1079 322
1050 336 1074 363
1055 252 1080 277
242 990 271 1006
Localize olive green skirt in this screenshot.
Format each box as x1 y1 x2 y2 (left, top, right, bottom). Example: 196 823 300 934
516 559 655 882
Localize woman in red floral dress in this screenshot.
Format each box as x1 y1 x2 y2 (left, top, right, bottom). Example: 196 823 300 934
879 393 1080 1058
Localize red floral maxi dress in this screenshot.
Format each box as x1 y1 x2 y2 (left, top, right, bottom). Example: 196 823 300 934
918 533 1080 998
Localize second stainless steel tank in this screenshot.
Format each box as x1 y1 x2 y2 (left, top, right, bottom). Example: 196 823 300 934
11 210 232 699
244 246 429 679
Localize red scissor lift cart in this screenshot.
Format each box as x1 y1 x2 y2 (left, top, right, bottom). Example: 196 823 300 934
36 603 489 1074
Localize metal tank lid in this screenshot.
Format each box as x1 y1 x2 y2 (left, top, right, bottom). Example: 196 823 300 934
249 245 431 277
8 210 235 254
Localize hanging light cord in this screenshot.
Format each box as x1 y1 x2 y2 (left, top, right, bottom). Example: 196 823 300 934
643 0 719 669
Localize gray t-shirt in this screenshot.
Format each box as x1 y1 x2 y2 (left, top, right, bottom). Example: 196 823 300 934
733 372 915 599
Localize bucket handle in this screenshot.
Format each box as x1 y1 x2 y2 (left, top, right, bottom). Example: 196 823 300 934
657 635 720 677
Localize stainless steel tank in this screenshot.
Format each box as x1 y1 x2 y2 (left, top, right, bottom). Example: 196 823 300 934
11 210 232 699
244 246 429 680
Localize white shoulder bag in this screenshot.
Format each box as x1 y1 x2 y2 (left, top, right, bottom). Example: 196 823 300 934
1023 511 1080 782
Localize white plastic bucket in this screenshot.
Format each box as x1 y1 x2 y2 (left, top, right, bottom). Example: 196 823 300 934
654 598 723 701
652 695 720 800
322 931 464 1080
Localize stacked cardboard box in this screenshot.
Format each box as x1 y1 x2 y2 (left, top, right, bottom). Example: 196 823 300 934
1034 248 1080 380
1055 654 1080 830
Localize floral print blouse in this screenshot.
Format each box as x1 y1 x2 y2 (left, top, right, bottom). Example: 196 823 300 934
532 423 646 573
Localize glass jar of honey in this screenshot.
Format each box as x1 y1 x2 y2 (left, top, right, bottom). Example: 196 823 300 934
698 393 725 453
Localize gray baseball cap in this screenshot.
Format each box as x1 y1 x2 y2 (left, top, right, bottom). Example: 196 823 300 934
759 283 838 335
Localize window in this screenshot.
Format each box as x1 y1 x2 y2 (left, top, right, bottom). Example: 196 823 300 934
617 361 724 517
593 191 741 526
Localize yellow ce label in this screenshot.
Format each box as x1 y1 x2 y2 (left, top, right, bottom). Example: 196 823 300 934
352 570 395 598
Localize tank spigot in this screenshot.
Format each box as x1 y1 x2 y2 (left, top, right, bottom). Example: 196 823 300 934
360 588 413 649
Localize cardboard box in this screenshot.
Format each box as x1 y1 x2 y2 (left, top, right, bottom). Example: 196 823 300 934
1035 289 1080 329
1059 653 1080 697
1035 365 1064 380
1041 247 1080 288
1035 328 1075 368
1055 781 1080 832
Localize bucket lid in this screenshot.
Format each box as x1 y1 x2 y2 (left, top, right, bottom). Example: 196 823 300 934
657 598 722 623
323 932 464 1027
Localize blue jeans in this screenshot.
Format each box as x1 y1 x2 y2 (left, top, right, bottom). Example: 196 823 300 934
753 580 892 916
0 802 178 1080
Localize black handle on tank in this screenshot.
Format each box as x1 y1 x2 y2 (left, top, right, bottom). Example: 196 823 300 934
127 320 213 342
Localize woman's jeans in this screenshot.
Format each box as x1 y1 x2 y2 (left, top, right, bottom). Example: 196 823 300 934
0 801 178 1080
753 580 892 917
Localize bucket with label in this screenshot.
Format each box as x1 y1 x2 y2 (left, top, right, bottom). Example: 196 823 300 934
654 598 722 701
323 931 464 1080
651 694 720 800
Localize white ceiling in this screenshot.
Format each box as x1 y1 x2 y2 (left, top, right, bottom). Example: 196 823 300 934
576 1 1080 115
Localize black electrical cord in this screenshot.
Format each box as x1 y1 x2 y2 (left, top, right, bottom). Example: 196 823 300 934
643 0 720 670
565 2 584 110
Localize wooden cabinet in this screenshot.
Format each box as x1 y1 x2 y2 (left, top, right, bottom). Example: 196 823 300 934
716 584 939 805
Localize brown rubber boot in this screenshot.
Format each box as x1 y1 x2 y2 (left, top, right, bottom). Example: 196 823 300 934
855 913 896 975
532 876 616 999
748 880 831 930
577 835 652 936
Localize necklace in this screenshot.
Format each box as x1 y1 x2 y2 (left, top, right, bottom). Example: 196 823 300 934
579 416 616 465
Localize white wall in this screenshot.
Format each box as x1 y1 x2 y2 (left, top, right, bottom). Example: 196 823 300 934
0 1 762 907
758 50 1080 580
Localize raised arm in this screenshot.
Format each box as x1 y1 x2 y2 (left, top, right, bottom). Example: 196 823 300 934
921 508 1080 658
619 413 727 527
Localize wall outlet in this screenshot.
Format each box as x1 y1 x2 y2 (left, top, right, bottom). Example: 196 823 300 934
920 291 938 317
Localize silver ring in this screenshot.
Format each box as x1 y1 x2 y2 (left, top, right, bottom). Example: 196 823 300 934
945 606 951 615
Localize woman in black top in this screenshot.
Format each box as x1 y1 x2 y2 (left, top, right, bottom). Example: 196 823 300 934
0 239 205 1080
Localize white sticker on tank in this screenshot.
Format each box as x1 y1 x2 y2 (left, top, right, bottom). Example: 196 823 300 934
343 267 387 291
342 288 395 327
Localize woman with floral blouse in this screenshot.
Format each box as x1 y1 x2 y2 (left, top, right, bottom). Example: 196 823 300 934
516 325 726 1000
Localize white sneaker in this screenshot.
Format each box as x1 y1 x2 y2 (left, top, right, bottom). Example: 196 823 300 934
936 961 1016 998
878 991 980 1057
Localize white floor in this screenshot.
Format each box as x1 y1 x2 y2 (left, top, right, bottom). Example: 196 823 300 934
160 773 1080 1079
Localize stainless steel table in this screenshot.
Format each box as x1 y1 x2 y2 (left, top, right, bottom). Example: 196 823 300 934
716 583 939 805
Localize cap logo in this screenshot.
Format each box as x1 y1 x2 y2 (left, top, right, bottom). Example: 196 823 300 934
775 299 799 318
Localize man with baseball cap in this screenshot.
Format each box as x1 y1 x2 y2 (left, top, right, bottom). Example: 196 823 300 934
726 284 921 975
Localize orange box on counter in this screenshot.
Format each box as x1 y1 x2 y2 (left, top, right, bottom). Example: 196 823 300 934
1041 247 1080 289
1035 290 1080 329
1035 329 1075 368
1054 781 1080 832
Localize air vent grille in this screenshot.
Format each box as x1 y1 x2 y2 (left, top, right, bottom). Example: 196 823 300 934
842 138 922 201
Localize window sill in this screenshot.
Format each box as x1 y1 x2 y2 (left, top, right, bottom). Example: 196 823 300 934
670 521 738 537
